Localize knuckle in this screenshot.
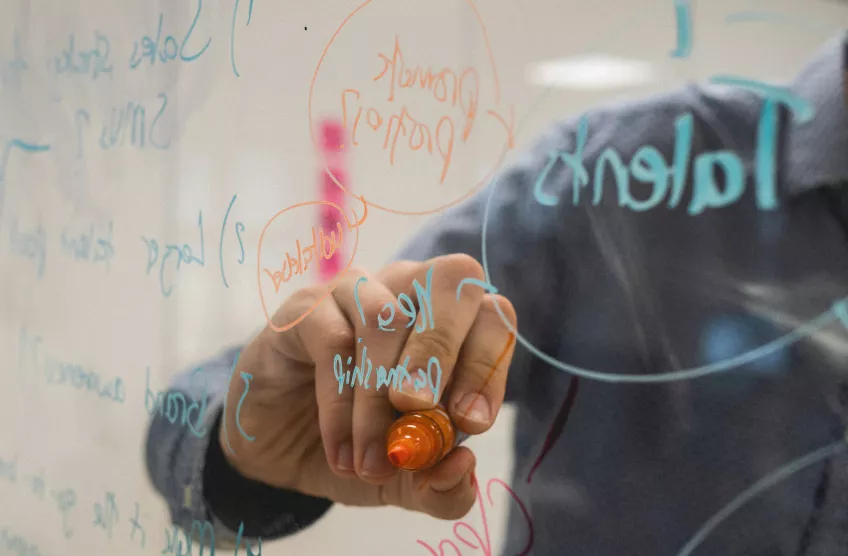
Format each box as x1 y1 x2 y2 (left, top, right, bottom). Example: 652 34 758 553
379 259 418 279
441 253 485 285
345 266 369 279
256 323 278 347
324 325 356 354
256 322 300 364
385 303 411 328
316 379 347 406
296 284 327 304
280 285 324 319
341 267 371 290
359 298 389 326
359 381 386 399
409 326 457 365
482 294 517 327
462 352 506 385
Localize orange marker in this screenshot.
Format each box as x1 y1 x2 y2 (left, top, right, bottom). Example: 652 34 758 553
386 406 459 471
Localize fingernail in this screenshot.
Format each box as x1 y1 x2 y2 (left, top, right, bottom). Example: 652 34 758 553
456 393 491 425
400 388 436 406
470 469 478 489
336 441 353 472
362 441 392 478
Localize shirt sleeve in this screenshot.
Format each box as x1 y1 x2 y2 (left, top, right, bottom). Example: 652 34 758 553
143 345 333 549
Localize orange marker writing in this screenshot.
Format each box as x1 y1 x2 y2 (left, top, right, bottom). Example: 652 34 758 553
386 405 463 471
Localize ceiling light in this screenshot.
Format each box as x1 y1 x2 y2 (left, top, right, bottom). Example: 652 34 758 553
526 54 656 90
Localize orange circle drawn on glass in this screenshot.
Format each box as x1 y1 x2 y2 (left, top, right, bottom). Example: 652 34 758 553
308 0 513 216
256 200 360 332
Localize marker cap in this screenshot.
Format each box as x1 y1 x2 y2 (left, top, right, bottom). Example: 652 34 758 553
386 406 456 471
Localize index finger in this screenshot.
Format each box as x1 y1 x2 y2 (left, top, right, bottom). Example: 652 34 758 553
387 254 487 411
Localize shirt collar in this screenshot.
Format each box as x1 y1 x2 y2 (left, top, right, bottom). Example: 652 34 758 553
783 31 848 197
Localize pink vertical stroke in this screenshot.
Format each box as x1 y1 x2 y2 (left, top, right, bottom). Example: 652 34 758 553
317 120 348 283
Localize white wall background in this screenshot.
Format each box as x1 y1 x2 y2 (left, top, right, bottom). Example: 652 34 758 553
1 0 847 554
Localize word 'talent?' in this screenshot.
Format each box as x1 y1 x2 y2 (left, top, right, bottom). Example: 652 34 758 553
533 81 811 215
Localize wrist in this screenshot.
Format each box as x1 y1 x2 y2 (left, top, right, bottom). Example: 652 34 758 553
215 405 263 485
205 413 333 537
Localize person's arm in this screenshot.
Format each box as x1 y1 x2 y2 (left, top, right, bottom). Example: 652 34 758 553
144 345 333 548
145 109 616 543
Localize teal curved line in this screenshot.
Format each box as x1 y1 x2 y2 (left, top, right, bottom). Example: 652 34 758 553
460 5 848 556
8 139 51 154
479 108 842 383
481 233 836 383
473 6 846 384
219 194 238 288
235 371 256 442
676 440 847 556
230 0 254 77
456 277 498 300
670 0 692 58
479 72 839 383
221 351 241 455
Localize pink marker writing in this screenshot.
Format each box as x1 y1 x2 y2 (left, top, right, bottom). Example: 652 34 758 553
317 120 349 283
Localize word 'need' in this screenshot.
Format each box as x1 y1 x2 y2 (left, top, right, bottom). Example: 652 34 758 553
354 264 436 333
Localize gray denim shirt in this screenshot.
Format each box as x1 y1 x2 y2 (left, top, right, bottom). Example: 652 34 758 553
146 33 848 556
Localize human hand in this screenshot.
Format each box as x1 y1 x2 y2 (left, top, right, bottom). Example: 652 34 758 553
220 254 517 520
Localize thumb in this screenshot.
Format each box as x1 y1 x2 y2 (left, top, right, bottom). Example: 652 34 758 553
411 447 477 521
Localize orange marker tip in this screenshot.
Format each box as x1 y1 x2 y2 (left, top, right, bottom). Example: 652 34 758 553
388 443 412 467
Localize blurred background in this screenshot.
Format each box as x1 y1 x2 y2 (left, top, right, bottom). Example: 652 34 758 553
1 0 848 553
